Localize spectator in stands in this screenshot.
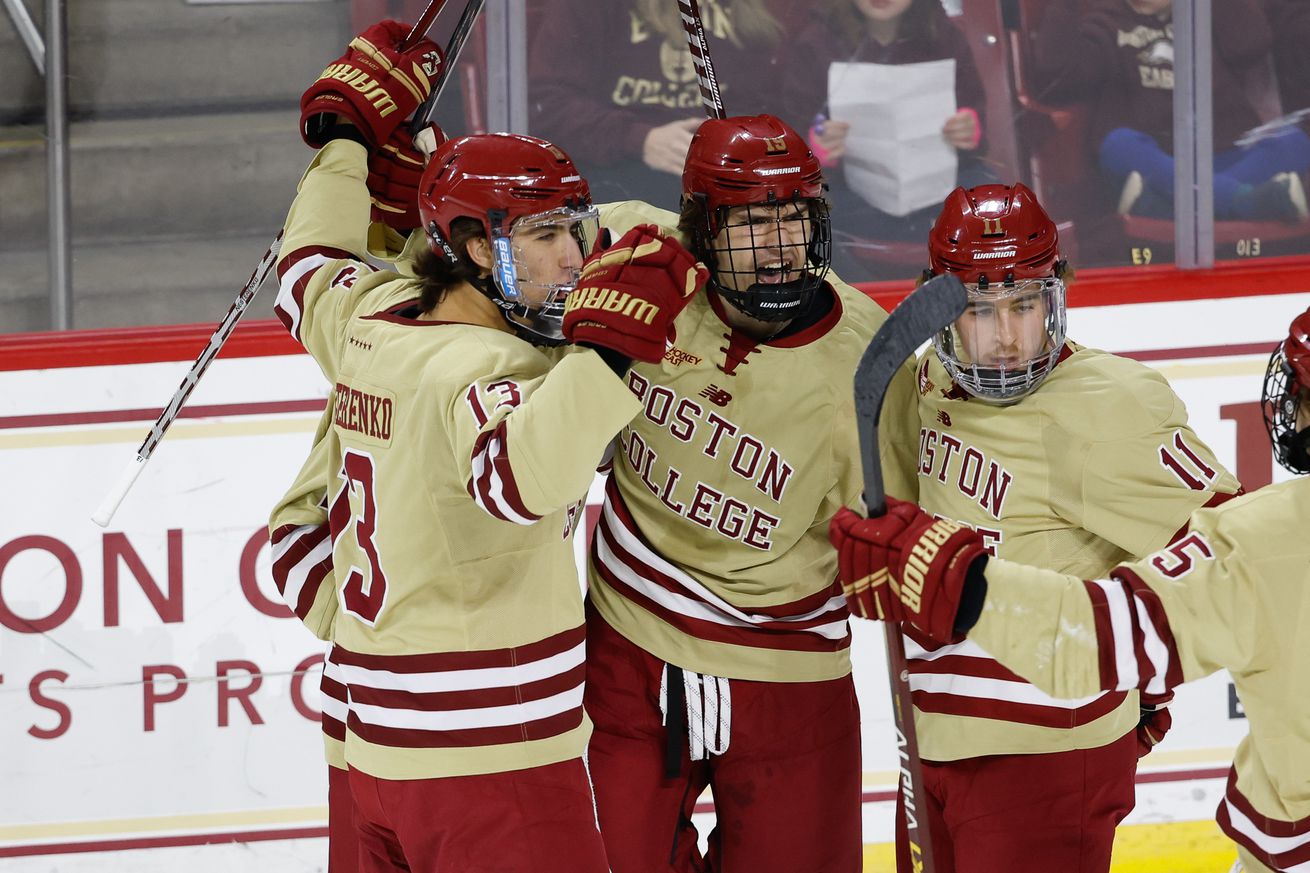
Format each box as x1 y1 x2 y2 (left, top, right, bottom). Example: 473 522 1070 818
1033 0 1310 223
527 0 805 205
1266 0 1310 121
780 0 992 277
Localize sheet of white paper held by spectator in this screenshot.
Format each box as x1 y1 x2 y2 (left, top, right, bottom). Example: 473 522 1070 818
828 59 958 217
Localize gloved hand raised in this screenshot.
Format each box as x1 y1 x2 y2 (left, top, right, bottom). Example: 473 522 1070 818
563 224 707 364
829 497 988 643
367 123 445 230
301 20 444 149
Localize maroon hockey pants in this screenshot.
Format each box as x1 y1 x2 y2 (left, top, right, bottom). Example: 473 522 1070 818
895 731 1138 873
346 759 609 873
584 607 863 873
329 764 359 873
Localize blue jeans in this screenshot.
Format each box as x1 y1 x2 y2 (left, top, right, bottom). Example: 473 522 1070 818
1098 126 1310 218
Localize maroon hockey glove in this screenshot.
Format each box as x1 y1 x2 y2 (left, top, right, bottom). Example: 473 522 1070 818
301 20 444 149
367 123 444 230
564 224 707 364
829 499 988 643
1136 696 1173 758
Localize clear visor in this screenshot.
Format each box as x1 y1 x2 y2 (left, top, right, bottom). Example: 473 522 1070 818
491 204 600 343
933 277 1067 402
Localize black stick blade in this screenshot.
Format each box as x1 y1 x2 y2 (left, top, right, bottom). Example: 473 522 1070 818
855 273 967 516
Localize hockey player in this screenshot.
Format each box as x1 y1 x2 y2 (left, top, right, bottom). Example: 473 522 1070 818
830 304 1310 873
583 114 919 872
837 183 1242 873
271 20 705 872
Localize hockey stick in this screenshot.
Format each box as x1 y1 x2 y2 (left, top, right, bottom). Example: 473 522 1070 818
411 0 485 134
853 272 966 873
90 0 454 528
676 0 727 120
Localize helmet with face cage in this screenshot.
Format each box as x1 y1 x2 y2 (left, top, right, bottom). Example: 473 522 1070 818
1262 306 1310 473
681 114 831 322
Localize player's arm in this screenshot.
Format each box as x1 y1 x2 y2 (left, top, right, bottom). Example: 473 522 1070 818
451 351 643 524
267 405 337 641
275 21 441 369
831 496 1258 702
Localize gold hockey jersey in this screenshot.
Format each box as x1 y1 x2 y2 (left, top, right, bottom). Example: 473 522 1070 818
908 342 1241 761
271 140 642 780
972 478 1310 873
587 201 918 683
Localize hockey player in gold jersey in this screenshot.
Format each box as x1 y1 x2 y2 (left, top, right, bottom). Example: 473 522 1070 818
839 183 1242 873
832 304 1310 873
583 114 918 872
269 21 705 873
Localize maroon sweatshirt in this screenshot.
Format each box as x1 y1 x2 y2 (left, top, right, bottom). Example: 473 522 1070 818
526 0 809 168
1031 0 1271 153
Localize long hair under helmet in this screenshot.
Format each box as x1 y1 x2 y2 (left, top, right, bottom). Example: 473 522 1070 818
682 114 832 322
1263 305 1310 473
417 133 598 345
928 183 1067 403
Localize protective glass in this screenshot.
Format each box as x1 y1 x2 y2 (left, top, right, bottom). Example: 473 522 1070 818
709 198 832 322
934 277 1067 402
491 204 600 343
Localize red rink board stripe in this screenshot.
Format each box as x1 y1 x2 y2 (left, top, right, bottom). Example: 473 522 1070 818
0 399 326 430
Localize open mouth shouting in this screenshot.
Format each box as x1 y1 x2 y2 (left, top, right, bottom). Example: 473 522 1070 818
755 258 797 285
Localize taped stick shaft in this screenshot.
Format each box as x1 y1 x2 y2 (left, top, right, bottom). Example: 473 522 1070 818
412 0 485 134
90 233 283 528
676 0 726 120
402 0 447 49
852 273 966 873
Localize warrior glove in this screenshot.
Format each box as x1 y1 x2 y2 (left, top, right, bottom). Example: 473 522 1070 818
301 20 444 149
1136 695 1174 758
829 498 989 643
367 124 444 230
563 224 707 364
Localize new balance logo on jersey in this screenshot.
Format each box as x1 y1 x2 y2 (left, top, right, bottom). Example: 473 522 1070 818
699 384 732 407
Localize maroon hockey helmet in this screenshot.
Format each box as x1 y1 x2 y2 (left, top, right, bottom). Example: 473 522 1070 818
1262 305 1310 472
681 114 831 322
929 184 1067 402
418 133 592 250
927 183 1061 285
416 133 598 344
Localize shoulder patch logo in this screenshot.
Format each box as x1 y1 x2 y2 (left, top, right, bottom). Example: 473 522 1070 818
918 359 935 396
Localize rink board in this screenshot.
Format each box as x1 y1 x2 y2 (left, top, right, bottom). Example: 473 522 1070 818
2 276 1309 866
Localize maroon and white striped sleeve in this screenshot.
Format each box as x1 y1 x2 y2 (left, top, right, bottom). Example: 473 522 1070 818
1082 568 1186 698
270 521 335 630
274 246 364 343
466 421 544 526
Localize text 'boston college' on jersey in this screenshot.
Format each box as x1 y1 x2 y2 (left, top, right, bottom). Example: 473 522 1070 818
586 200 918 684
973 479 1310 872
270 141 641 780
909 341 1240 761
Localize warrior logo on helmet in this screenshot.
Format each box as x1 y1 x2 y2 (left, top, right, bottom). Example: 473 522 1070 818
417 133 599 345
928 183 1068 403
679 114 832 323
